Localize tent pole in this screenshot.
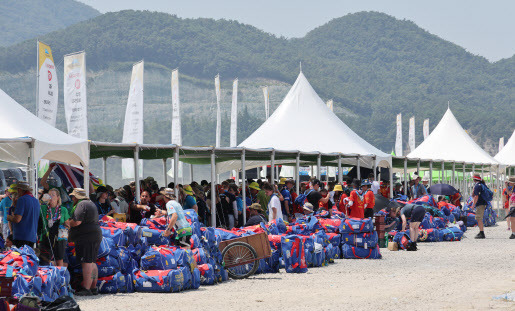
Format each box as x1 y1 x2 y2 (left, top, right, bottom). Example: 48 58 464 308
102 157 107 185
271 150 275 185
210 149 216 227
337 154 342 184
296 152 300 195
162 159 168 187
495 165 499 213
134 145 140 201
174 146 180 203
462 162 465 196
403 158 408 197
472 163 476 196
417 160 420 176
357 157 361 180
429 161 433 187
317 153 321 181
374 157 378 181
241 148 246 224
441 161 445 184
190 164 194 184
389 162 394 199
452 161 456 187
28 141 36 196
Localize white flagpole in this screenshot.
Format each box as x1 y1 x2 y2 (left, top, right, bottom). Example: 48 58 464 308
215 74 221 147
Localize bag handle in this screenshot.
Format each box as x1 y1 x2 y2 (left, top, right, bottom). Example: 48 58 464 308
351 246 371 259
137 270 165 286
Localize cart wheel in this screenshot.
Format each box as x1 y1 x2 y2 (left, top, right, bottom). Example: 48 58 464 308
222 241 259 279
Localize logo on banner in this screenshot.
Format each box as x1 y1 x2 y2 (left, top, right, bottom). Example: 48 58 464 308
44 49 49 55
48 70 52 81
75 79 81 89
72 58 79 65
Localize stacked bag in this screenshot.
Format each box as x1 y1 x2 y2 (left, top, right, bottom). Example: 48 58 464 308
340 218 381 259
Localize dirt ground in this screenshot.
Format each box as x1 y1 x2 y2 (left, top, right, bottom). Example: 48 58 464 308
77 221 515 311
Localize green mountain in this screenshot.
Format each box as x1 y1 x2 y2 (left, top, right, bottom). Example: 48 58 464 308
0 0 100 47
0 10 513 156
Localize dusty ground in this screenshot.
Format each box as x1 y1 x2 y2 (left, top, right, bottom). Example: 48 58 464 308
77 221 515 311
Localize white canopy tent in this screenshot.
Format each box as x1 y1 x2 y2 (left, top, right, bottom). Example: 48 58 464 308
407 108 499 167
495 130 515 166
234 72 390 170
0 89 90 191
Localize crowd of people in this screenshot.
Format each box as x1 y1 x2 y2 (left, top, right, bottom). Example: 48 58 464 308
0 165 513 293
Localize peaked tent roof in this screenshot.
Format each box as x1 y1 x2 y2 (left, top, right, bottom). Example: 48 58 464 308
0 89 89 167
495 130 515 166
407 108 499 166
239 72 390 167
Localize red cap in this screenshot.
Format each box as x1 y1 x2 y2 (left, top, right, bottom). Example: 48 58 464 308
473 174 482 181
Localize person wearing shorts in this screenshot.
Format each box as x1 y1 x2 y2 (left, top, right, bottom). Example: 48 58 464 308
68 188 102 296
400 203 426 251
161 188 192 248
471 174 488 239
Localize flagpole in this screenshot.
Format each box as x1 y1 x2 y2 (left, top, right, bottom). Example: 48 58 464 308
36 40 39 116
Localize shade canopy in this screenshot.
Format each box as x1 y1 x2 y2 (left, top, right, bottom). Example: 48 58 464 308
0 89 89 167
495 130 515 166
238 72 390 168
407 108 499 166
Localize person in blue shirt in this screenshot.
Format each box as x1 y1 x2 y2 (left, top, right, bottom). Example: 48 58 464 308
181 185 198 213
6 182 40 248
410 174 427 200
0 184 16 239
279 178 294 220
471 174 488 239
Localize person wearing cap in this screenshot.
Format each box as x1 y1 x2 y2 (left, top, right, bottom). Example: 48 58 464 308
279 178 293 220
410 174 427 200
161 188 193 248
302 202 314 216
422 175 430 190
244 203 267 227
332 184 344 213
68 188 102 296
0 185 16 239
362 180 375 218
347 180 371 219
91 186 112 216
471 174 488 239
6 182 40 248
182 185 198 213
503 177 515 239
248 182 261 204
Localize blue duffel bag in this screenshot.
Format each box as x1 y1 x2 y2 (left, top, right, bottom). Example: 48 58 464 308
438 227 464 241
97 255 121 278
281 235 308 273
339 218 374 233
341 244 381 259
141 228 170 246
133 269 174 292
198 264 216 285
341 231 378 248
97 271 126 294
140 246 178 271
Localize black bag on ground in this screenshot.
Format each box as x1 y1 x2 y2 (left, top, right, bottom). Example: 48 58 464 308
41 296 81 311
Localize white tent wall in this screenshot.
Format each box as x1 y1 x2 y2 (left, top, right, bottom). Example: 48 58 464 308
495 130 515 166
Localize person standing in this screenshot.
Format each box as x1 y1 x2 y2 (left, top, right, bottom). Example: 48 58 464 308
182 185 198 213
7 182 40 248
410 174 427 200
363 180 375 218
306 179 328 211
369 173 380 195
502 178 512 231
161 189 193 248
348 180 369 219
68 188 102 296
262 182 283 221
504 177 515 239
471 174 489 239
0 185 16 239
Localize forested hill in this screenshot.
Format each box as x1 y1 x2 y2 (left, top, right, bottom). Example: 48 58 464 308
0 10 513 154
0 0 100 47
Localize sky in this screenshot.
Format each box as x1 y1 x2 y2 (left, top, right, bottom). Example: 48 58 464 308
78 0 514 62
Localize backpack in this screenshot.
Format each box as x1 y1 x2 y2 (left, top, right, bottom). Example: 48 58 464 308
294 190 313 206
480 184 494 202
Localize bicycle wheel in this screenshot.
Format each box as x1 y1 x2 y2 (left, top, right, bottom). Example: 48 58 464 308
222 241 258 279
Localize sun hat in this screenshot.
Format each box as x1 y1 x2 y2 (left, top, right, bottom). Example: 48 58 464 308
278 178 287 185
333 185 343 192
422 175 430 182
69 188 88 200
303 202 314 213
183 185 194 195
160 188 175 200
412 174 420 180
7 184 17 193
13 181 32 192
472 174 482 181
249 203 262 211
361 179 372 186
508 176 515 183
249 182 261 191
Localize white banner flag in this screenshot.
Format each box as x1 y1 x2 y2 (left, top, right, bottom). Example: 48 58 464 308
408 116 416 152
215 75 221 147
230 79 238 147
263 86 269 119
63 52 88 139
122 61 144 180
168 69 183 180
423 119 429 140
499 137 504 152
37 41 58 126
326 99 333 112
395 113 403 156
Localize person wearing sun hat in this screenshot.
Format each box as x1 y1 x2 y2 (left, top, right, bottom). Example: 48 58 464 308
6 182 39 249
182 185 198 212
161 188 193 247
0 184 17 239
302 202 314 216
410 174 427 200
244 203 267 227
471 173 488 239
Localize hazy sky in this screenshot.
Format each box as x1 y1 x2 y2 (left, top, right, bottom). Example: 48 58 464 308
79 0 514 62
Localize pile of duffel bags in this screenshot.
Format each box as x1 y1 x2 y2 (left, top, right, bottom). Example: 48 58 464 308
340 218 381 259
0 246 71 301
462 198 497 227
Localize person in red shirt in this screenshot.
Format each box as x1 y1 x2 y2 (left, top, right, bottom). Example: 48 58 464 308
363 180 375 218
379 181 390 198
318 188 330 211
502 179 512 230
437 196 450 210
348 180 374 218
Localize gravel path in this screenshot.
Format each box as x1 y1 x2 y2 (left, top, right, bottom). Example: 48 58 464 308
77 221 515 311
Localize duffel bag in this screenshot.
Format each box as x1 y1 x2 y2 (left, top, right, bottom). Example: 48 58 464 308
101 227 127 247
342 244 381 259
281 235 308 273
197 264 215 285
393 232 410 250
141 228 170 246
140 246 177 271
97 271 126 294
341 231 378 248
192 248 208 265
97 255 121 278
339 218 374 233
133 269 173 292
438 227 464 241
172 266 191 292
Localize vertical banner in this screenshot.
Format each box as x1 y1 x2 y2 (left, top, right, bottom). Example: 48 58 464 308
395 113 403 157
37 41 58 126
215 75 221 147
409 116 416 152
423 118 429 140
230 79 238 147
263 86 269 119
168 69 183 180
326 99 333 111
499 137 504 153
63 52 88 139
122 61 144 180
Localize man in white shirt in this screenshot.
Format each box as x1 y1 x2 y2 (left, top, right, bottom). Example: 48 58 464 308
262 182 283 221
369 173 380 195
